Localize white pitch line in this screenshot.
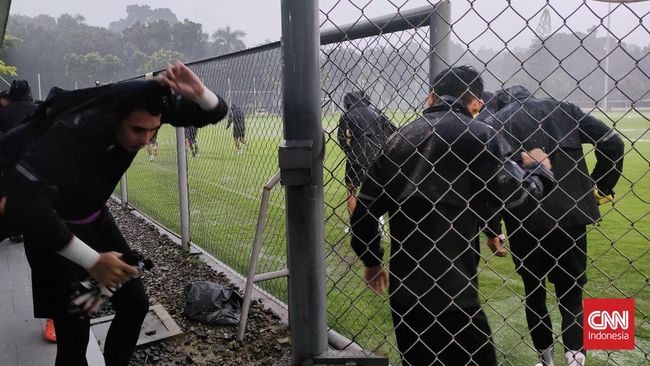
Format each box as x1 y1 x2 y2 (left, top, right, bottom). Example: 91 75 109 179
144 163 284 209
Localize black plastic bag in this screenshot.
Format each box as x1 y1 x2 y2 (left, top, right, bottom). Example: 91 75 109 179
183 281 242 326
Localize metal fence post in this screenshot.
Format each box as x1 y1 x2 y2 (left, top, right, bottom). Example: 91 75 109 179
280 0 328 364
429 0 451 89
176 127 191 252
120 173 128 210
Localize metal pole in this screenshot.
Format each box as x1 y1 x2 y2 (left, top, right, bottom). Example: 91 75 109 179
253 77 257 113
176 127 191 252
227 77 232 104
238 171 281 341
280 0 327 364
603 3 612 111
429 0 451 91
120 173 128 210
37 73 42 100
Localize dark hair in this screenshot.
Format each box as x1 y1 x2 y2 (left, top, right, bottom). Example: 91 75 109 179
0 90 9 99
431 65 484 104
113 83 173 123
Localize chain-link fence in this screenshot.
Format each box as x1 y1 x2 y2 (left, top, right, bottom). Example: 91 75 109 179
120 0 648 365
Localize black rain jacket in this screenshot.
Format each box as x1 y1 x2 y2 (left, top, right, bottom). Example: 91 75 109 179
485 85 624 231
337 92 397 169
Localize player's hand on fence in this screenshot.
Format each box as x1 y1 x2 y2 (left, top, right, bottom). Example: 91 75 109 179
156 61 206 102
594 187 615 205
521 148 551 170
486 235 508 257
0 196 6 214
88 252 139 289
365 265 388 295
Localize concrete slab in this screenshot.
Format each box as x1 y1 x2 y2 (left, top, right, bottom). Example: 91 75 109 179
91 304 183 352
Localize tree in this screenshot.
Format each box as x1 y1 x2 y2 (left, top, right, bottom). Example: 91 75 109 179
171 20 209 60
211 26 246 56
122 19 173 55
141 49 187 73
109 4 178 33
64 52 124 86
0 35 20 76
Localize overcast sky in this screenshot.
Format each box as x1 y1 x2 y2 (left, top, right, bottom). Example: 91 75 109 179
10 1 650 49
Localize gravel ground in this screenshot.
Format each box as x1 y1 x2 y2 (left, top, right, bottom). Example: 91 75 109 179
103 201 292 365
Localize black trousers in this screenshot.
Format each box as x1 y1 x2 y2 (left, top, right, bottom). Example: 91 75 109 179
53 278 148 366
391 304 497 366
25 208 149 366
509 225 587 352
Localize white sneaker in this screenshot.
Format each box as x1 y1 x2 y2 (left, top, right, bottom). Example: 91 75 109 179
565 351 585 366
149 155 155 161
534 347 554 366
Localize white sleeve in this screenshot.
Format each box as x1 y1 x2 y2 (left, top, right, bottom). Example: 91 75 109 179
195 89 219 110
57 236 101 269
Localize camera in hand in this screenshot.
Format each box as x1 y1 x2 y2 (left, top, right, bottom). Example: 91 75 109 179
68 250 153 315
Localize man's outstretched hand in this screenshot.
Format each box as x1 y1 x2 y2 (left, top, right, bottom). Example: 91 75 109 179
156 61 206 102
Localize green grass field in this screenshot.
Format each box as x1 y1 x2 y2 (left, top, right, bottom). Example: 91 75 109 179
122 110 648 365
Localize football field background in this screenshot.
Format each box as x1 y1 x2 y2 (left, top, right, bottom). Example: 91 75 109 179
123 110 648 365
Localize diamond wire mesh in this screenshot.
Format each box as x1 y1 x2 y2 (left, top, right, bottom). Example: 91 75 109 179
121 0 648 365
321 1 648 365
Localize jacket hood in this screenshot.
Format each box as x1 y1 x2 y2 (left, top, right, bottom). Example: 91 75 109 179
493 85 532 110
9 80 32 101
343 91 370 110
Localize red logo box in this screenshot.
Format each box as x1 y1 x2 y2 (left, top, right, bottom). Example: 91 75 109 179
584 298 635 350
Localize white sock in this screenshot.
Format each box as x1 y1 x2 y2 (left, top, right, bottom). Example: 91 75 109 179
565 351 585 366
537 347 554 366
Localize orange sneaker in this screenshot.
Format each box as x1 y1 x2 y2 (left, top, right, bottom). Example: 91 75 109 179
44 319 57 342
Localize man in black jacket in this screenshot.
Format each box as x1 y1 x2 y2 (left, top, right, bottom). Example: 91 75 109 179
0 80 38 133
0 62 228 366
337 91 396 218
350 66 554 366
484 86 624 366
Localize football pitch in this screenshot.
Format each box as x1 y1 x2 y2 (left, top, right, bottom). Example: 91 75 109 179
123 110 648 365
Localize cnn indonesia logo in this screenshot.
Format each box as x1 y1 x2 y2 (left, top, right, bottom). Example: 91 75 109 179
583 298 635 350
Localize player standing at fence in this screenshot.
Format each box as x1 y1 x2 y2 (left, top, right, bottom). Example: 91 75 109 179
227 104 246 154
485 85 624 366
0 62 228 366
350 66 555 366
337 91 396 219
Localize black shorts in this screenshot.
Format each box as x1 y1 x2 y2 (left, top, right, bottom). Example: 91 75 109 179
509 225 587 286
233 124 245 139
345 161 366 187
186 126 198 143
